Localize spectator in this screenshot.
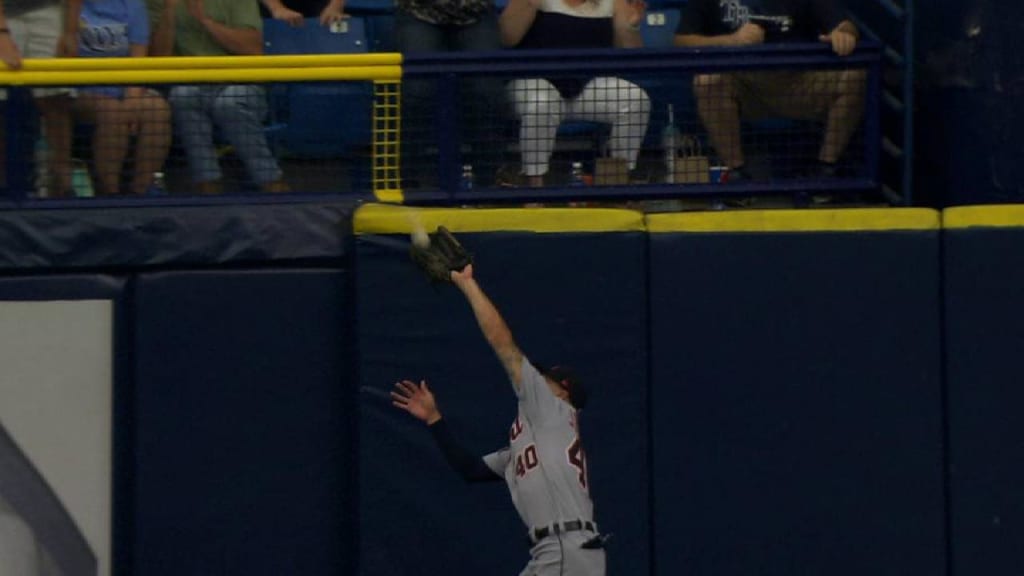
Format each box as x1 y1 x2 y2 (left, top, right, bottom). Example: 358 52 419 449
395 0 506 188
259 0 346 28
148 0 289 194
74 0 172 195
500 0 651 187
0 0 82 197
675 0 865 180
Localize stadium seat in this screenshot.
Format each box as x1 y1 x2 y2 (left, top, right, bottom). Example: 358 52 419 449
640 9 681 49
263 17 373 158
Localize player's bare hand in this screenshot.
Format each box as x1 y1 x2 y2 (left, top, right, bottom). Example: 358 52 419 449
450 263 474 285
391 379 441 425
820 29 856 56
0 33 23 69
732 22 764 46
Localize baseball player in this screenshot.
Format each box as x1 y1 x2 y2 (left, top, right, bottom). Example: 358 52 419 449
392 262 607 576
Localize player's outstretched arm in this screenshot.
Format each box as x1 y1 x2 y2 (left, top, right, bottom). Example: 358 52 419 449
391 380 501 483
451 265 524 389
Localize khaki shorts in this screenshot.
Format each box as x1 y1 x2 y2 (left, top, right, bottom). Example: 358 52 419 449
3 3 71 99
731 70 861 121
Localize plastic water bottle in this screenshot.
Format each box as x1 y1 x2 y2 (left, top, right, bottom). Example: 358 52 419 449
662 104 680 184
71 159 95 197
147 171 167 196
34 120 50 197
570 161 586 186
460 164 474 191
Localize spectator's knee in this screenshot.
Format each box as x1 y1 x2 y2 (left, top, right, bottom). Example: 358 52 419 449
211 86 262 122
517 92 560 119
622 85 651 116
167 86 201 110
840 68 867 96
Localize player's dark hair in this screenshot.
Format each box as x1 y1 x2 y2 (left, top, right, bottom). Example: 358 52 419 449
538 365 587 410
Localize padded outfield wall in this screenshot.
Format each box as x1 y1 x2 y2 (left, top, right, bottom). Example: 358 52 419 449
353 204 945 576
3 201 1024 575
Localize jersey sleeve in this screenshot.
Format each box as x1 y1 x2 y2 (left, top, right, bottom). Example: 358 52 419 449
483 448 510 477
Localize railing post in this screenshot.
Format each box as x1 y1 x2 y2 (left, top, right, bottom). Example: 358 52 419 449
5 88 32 200
435 72 461 196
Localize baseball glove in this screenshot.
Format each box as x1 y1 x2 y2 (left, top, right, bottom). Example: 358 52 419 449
409 226 473 283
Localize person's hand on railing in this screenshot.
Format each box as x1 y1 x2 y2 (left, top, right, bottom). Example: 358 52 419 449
272 4 305 27
819 25 857 57
731 22 765 46
625 0 646 29
0 30 23 69
319 1 348 27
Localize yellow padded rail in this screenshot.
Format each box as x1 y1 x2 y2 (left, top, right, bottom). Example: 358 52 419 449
0 55 403 86
943 205 1024 229
353 203 646 235
647 208 940 233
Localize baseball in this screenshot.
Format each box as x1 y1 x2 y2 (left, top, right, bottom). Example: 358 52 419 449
411 229 430 248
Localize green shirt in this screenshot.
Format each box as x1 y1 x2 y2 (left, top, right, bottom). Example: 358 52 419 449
146 0 262 57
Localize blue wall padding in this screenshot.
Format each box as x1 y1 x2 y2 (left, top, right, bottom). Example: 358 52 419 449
0 201 356 270
131 270 353 576
0 275 124 299
945 227 1024 576
355 230 651 576
648 230 945 576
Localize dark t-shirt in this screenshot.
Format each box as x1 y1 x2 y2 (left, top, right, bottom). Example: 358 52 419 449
676 0 847 43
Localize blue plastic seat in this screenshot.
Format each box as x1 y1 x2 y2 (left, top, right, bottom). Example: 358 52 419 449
640 9 681 49
263 17 373 158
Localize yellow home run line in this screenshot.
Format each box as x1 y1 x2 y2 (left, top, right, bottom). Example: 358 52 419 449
0 66 401 86
13 54 402 70
647 208 940 233
944 205 1024 229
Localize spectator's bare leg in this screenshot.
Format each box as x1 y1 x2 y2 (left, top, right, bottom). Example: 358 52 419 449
819 69 866 164
128 93 172 195
693 73 743 169
79 96 131 195
36 95 73 196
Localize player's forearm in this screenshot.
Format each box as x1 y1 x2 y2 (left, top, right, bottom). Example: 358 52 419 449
458 279 518 362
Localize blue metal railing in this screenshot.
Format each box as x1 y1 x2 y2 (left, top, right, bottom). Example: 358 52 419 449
403 43 884 206
848 0 913 205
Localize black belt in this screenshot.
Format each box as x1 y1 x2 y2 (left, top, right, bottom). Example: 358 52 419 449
529 520 597 544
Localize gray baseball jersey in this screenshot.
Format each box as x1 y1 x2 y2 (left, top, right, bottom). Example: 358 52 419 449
484 357 605 576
